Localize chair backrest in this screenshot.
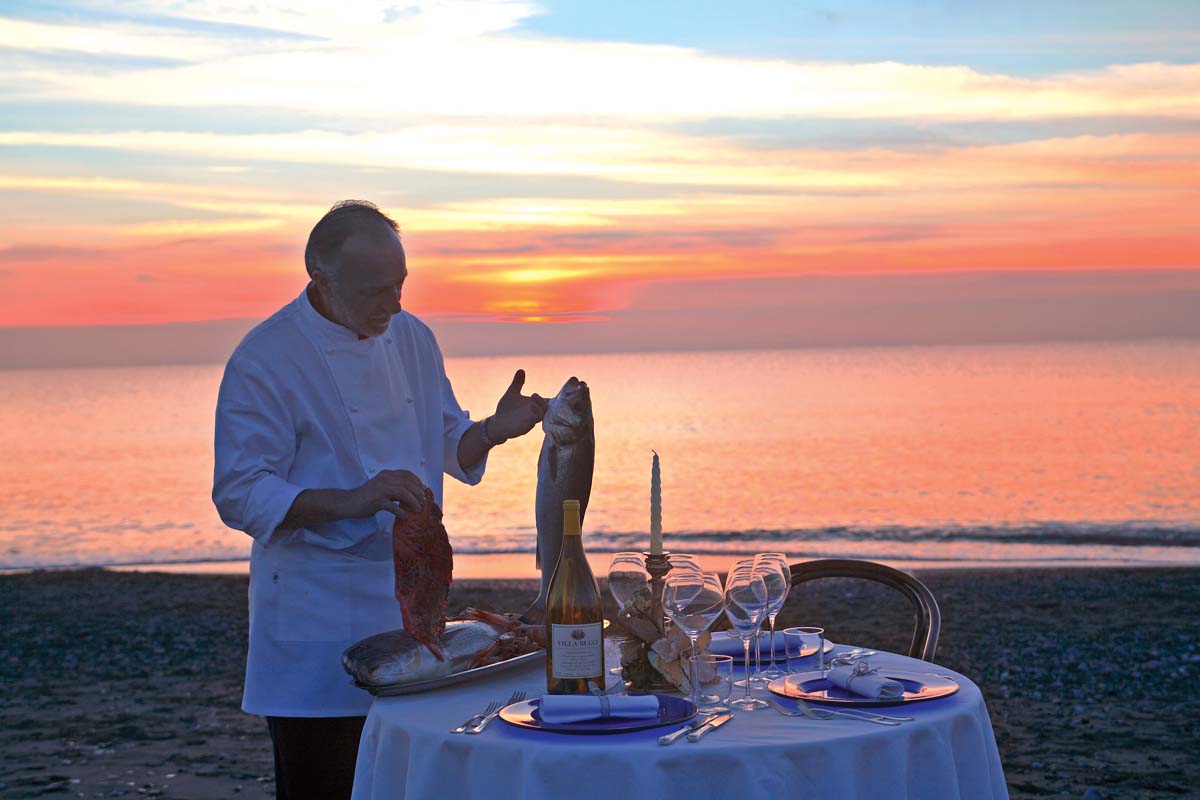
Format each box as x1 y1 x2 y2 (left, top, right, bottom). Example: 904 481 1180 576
787 559 941 661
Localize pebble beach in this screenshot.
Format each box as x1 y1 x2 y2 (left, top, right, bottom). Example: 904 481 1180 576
2 566 1197 799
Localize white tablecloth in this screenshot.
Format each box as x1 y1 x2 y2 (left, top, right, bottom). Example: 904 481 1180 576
352 645 1008 799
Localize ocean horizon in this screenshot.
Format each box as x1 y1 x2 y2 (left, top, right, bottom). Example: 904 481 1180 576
2 338 1198 575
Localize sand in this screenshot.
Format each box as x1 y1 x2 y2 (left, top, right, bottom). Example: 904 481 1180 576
2 567 1197 799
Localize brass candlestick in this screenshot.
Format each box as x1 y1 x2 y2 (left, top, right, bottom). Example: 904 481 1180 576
641 550 677 692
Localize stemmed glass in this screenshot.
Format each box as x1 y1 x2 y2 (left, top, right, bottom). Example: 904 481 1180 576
659 554 701 629
663 572 725 710
753 553 792 682
668 553 702 575
723 567 769 711
729 558 763 682
607 553 649 611
607 553 650 689
731 557 782 686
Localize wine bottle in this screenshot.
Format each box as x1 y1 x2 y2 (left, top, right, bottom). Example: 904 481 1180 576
545 499 605 694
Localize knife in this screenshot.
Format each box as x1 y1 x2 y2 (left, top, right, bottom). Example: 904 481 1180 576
657 715 712 746
687 712 733 742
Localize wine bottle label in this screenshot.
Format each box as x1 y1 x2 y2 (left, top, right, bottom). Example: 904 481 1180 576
550 622 603 678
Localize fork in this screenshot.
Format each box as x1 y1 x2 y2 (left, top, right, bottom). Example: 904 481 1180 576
466 690 527 734
450 701 500 734
765 696 900 726
834 707 914 723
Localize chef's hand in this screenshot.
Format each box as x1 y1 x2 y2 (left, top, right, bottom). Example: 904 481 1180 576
347 469 427 518
489 369 548 441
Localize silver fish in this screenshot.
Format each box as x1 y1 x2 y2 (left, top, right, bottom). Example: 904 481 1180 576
342 609 542 687
526 376 594 621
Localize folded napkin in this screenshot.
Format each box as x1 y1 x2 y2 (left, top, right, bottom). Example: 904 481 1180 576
827 664 904 700
538 695 661 724
708 631 771 656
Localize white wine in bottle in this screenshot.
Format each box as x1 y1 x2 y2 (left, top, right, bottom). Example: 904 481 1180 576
545 499 605 694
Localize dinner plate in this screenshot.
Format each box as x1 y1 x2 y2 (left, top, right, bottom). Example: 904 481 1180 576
768 670 960 707
499 694 697 735
709 631 835 664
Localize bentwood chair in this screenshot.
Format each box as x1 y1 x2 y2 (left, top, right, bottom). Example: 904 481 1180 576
788 559 941 661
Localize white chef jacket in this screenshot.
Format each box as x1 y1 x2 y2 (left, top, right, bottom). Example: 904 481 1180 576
212 289 486 717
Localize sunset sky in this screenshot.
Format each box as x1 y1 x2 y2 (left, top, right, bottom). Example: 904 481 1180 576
1 1 1199 360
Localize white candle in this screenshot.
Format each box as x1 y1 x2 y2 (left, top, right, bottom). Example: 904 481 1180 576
650 451 662 555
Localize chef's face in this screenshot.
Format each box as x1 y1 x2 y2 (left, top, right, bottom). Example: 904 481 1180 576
320 225 407 338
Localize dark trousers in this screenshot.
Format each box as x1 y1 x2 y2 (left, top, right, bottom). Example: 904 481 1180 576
266 715 366 800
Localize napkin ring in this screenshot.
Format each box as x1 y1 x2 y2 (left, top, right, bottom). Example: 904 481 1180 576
845 660 880 693
588 681 613 719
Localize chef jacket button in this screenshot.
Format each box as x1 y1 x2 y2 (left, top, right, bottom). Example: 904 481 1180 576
420 457 427 465
385 337 392 343
326 347 335 354
350 406 359 413
406 396 413 404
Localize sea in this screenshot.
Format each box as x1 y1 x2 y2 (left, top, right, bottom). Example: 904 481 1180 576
2 340 1198 577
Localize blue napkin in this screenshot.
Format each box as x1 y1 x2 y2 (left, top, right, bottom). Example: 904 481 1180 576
827 664 904 699
538 695 660 724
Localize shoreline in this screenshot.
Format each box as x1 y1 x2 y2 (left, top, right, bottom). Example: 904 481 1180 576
2 566 1197 798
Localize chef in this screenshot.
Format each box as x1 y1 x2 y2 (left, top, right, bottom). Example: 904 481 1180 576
212 200 548 800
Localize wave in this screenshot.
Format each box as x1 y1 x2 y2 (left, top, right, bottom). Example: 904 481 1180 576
450 521 1200 554
4 521 1199 572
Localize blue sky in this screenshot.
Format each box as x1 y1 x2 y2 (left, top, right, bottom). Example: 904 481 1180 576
9 0 1200 73
522 0 1200 73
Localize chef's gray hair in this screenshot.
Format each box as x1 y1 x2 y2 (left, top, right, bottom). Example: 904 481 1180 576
304 200 401 278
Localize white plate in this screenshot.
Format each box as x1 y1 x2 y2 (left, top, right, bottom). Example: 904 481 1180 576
709 631 835 663
769 670 960 707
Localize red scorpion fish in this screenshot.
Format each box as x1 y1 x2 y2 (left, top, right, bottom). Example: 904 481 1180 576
391 487 453 660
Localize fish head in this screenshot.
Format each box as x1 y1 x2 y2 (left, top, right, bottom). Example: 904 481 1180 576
542 376 593 446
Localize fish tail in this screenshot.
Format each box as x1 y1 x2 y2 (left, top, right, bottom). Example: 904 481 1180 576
424 637 446 661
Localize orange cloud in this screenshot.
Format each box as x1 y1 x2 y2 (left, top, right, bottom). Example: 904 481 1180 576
0 236 301 326
1 129 1197 328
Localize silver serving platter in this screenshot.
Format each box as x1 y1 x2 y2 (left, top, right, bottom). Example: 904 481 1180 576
355 649 546 697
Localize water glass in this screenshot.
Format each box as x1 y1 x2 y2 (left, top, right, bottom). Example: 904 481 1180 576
689 653 733 713
605 636 628 695
783 626 825 674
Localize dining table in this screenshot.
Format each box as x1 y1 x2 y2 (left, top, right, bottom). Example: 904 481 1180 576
351 642 1009 799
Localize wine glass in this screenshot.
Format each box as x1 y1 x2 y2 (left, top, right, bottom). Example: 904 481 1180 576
659 554 701 629
727 559 757 681
663 571 725 709
731 557 768 680
753 554 791 682
607 553 649 611
723 567 769 711
668 553 702 575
